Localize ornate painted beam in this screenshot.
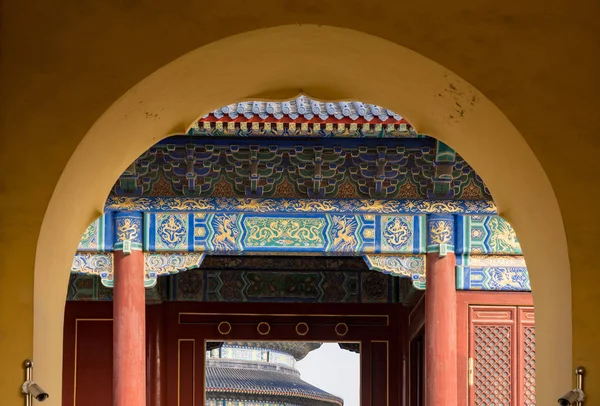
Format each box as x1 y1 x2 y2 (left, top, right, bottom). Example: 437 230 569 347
144 212 426 255
105 197 497 214
188 120 417 138
73 198 531 291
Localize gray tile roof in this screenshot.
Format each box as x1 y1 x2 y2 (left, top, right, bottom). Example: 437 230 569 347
206 359 343 405
204 96 403 122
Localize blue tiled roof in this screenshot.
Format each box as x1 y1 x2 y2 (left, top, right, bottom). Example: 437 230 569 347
206 359 343 406
203 96 403 122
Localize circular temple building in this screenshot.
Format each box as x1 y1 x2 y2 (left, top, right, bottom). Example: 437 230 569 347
205 342 344 406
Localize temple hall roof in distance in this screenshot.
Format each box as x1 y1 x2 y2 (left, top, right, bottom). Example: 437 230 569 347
206 358 343 406
223 341 322 361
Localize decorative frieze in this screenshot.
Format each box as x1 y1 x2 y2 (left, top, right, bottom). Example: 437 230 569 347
363 255 426 289
105 196 497 214
111 138 491 200
74 199 527 292
427 214 455 254
144 212 425 255
68 260 404 304
456 215 522 255
114 211 143 252
456 255 530 291
77 213 112 252
71 252 205 287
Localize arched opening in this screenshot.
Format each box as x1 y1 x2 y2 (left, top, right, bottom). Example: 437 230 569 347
34 25 570 405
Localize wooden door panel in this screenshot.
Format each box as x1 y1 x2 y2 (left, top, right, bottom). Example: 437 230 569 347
178 340 196 406
469 306 518 406
467 305 536 406
518 307 536 406
371 341 389 406
74 320 113 406
409 333 424 406
62 302 114 406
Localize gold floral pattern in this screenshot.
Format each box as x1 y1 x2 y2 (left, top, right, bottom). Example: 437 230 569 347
105 196 497 214
244 217 326 248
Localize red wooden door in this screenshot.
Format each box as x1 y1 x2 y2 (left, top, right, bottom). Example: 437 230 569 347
62 302 114 406
468 305 535 406
409 332 425 406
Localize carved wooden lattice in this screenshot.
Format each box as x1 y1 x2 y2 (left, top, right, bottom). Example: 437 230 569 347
469 306 536 406
473 324 512 405
523 326 536 405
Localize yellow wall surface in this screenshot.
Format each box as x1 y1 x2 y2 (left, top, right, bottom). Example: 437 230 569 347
0 1 598 405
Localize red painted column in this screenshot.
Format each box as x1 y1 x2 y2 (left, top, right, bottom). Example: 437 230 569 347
113 212 146 406
425 215 457 406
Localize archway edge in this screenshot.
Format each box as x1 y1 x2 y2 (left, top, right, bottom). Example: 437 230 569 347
35 25 570 405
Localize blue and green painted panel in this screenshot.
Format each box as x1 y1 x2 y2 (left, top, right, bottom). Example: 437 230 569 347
143 212 194 251
456 215 522 255
457 267 530 291
243 216 327 249
74 199 531 292
142 212 426 255
77 210 521 258
114 211 143 251
77 212 112 252
456 255 530 291
427 214 455 254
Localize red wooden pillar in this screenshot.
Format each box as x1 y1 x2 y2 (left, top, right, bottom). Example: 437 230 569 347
113 212 146 406
425 214 457 406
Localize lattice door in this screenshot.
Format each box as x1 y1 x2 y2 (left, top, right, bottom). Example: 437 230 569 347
468 306 535 406
519 307 536 406
469 306 517 406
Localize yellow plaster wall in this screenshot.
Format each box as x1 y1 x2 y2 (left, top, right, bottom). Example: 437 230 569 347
0 1 598 405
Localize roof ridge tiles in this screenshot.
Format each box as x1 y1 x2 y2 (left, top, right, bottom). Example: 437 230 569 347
201 96 404 124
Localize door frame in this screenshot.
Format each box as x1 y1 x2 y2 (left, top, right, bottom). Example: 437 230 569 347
456 291 534 405
164 302 408 406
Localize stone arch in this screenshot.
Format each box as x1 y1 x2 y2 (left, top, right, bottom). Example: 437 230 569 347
35 25 570 405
